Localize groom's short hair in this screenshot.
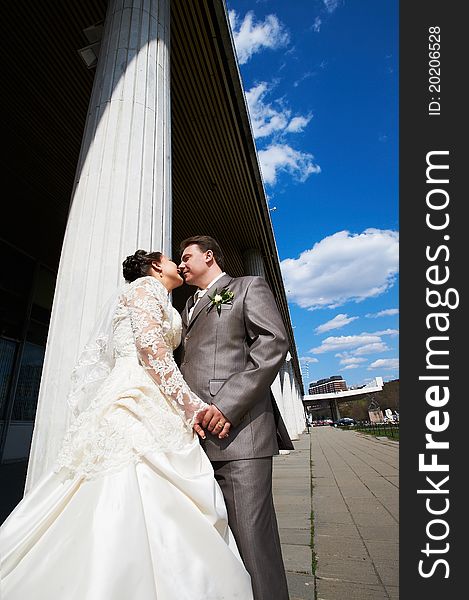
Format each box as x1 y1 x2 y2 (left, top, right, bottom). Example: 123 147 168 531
179 235 225 271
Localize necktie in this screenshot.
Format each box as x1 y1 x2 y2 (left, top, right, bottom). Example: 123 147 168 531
187 290 201 319
187 294 196 311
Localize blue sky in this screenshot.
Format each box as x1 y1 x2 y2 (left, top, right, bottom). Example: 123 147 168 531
226 0 399 390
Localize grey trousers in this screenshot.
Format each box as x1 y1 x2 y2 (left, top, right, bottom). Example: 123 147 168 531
212 457 290 600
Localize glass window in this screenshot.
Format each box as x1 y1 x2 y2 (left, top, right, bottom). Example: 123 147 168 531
12 343 45 422
0 241 57 464
0 338 17 420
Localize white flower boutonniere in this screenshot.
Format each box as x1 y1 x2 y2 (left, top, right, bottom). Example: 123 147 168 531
207 287 234 315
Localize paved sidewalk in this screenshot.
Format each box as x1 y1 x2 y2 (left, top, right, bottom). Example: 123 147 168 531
273 435 315 600
272 427 399 600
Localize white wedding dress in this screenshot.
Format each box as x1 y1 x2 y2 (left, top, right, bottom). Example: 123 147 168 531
0 277 253 600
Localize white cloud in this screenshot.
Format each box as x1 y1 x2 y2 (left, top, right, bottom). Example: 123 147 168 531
368 358 399 370
367 308 399 318
281 229 399 309
315 313 358 334
300 356 319 364
230 13 319 190
293 72 315 87
245 83 313 139
352 342 390 355
229 10 289 65
372 329 399 337
312 17 322 32
339 357 367 366
311 328 398 356
258 143 321 185
323 0 341 13
310 334 382 354
245 83 289 138
312 2 342 34
285 115 313 133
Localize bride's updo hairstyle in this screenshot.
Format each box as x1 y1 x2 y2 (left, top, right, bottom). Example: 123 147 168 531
122 250 163 282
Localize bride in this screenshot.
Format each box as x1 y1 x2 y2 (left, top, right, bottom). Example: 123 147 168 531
0 250 253 600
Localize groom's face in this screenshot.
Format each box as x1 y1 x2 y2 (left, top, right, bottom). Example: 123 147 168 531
178 244 209 287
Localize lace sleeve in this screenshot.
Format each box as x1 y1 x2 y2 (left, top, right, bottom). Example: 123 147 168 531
124 278 208 426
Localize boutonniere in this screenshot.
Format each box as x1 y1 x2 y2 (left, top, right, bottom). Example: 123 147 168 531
207 287 234 315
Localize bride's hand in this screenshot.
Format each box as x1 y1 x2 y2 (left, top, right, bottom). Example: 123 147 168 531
193 409 207 440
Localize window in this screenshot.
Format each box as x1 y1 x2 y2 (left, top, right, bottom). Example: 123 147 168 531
0 240 56 461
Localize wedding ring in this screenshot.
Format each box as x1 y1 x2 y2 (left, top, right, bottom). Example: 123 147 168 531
216 420 224 429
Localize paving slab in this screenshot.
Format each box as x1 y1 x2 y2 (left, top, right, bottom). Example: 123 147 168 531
286 573 316 600
315 579 389 600
314 535 369 560
279 528 311 546
282 543 314 574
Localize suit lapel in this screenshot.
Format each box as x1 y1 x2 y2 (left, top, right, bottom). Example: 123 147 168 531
181 290 198 328
187 274 233 330
187 294 212 327
181 299 189 328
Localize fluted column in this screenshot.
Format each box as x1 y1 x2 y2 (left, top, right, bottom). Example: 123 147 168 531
26 0 172 491
292 381 305 434
299 389 306 433
242 248 266 278
271 372 284 418
242 248 291 428
291 377 300 433
291 375 304 435
282 368 299 440
274 368 290 454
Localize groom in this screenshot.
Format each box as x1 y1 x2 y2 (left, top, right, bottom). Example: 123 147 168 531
178 235 292 600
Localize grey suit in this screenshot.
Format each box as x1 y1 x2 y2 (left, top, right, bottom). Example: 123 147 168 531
180 273 292 600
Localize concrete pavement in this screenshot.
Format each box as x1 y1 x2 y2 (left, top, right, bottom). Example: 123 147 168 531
273 435 316 600
272 426 399 600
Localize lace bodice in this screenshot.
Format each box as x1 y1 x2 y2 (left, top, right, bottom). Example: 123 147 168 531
118 277 207 423
113 280 182 359
55 277 208 480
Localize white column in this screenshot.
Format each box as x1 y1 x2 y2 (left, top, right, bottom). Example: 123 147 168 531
291 377 299 433
293 383 306 434
271 371 286 422
274 370 290 455
291 376 303 435
242 248 303 443
299 389 306 433
242 248 266 278
26 0 172 491
242 248 288 430
282 369 299 440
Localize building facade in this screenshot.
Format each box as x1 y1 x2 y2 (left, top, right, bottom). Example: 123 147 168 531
309 375 348 396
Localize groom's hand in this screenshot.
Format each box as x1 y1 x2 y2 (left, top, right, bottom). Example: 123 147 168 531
202 405 231 439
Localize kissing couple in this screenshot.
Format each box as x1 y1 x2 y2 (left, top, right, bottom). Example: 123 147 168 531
0 235 293 600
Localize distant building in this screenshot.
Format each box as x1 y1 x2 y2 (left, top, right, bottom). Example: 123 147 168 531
309 375 347 395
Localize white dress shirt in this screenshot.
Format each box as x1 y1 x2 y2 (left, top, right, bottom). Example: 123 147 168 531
188 272 226 321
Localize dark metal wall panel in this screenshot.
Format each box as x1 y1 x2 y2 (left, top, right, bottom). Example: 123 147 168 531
0 0 108 266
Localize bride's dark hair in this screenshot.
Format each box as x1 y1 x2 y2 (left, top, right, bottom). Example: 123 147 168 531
122 250 162 282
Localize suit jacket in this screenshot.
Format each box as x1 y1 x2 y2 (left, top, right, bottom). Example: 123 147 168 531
179 273 294 461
